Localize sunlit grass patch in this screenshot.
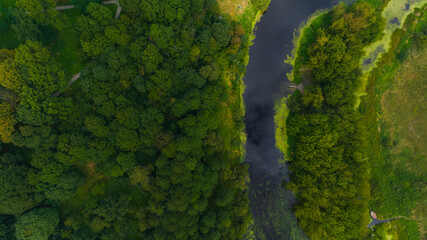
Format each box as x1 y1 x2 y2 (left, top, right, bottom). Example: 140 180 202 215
218 0 251 19
104 2 117 18
378 46 427 238
380 47 427 171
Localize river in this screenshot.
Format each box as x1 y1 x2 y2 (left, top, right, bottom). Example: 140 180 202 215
243 0 332 239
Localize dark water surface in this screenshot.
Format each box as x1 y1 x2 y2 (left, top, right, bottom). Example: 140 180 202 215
244 0 331 176
243 0 331 238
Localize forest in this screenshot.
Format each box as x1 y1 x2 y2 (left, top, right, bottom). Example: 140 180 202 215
0 0 269 238
278 1 387 239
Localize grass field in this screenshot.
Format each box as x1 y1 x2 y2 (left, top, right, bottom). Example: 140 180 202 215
51 8 84 79
363 4 427 239
381 48 427 172
376 47 427 239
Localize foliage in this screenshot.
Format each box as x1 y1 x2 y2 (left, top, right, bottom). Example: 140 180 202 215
250 0 270 12
0 214 15 239
15 208 59 240
273 97 289 163
8 8 42 43
16 0 65 30
0 0 263 238
279 2 387 239
0 153 38 215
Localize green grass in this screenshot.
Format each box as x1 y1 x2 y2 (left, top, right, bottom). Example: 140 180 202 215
105 3 118 18
51 8 84 79
361 5 427 239
373 46 427 239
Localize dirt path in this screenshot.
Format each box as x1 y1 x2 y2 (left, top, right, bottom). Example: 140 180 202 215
367 215 409 228
52 72 81 97
54 5 74 10
289 83 304 92
102 0 121 20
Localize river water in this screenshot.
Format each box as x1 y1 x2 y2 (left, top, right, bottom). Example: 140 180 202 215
243 0 332 238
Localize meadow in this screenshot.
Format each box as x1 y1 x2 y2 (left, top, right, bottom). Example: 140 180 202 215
361 4 427 239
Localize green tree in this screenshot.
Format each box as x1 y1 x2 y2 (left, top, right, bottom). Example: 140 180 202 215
0 214 15 240
149 24 173 49
15 208 59 240
0 154 38 215
16 0 65 30
85 116 109 137
302 86 324 109
9 8 42 43
0 103 17 143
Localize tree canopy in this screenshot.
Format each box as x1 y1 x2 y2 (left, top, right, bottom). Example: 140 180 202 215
0 0 256 238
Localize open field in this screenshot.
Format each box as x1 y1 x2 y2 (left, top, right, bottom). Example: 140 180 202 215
381 48 427 172
217 0 251 19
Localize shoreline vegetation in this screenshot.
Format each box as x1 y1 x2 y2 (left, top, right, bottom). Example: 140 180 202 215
284 9 329 84
0 0 271 239
276 0 426 239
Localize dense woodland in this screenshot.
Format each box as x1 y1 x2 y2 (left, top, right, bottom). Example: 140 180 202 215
0 0 265 238
281 2 387 239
